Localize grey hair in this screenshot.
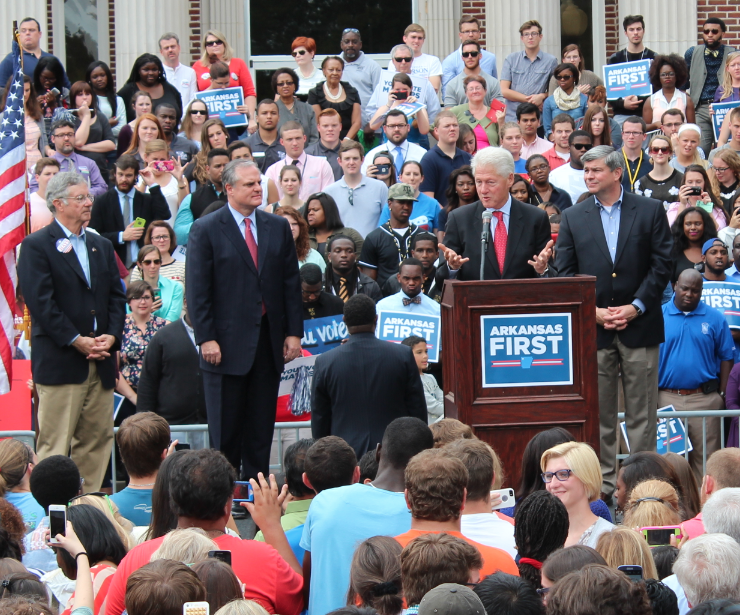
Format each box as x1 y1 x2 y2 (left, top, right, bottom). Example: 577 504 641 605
703 488 740 543
222 159 260 189
158 32 180 46
391 44 414 60
581 145 625 172
471 147 515 178
150 528 216 564
214 600 271 615
45 172 88 214
673 533 740 606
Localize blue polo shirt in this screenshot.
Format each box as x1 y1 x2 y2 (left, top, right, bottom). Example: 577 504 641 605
419 146 471 207
658 299 734 389
378 192 441 232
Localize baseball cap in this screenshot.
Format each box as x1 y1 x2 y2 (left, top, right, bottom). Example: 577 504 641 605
418 583 486 615
388 183 418 201
702 238 726 255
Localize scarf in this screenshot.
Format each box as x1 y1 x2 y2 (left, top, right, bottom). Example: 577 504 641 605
553 86 582 111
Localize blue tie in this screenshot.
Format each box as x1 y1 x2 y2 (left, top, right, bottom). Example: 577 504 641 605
393 146 404 179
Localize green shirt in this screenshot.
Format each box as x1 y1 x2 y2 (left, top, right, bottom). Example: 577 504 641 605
254 498 312 542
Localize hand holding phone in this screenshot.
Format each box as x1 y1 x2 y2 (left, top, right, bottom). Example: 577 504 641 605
48 505 67 544
133 217 147 228
490 488 515 511
233 481 254 503
641 526 682 546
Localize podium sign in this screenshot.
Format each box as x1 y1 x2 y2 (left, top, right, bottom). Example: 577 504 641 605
442 277 599 488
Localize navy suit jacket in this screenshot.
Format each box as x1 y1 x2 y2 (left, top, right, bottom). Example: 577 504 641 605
311 332 428 457
186 205 303 374
17 221 126 388
554 191 672 349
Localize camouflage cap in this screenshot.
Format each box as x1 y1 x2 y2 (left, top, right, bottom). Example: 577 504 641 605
387 182 419 202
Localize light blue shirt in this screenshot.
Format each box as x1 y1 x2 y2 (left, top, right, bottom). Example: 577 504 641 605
325 175 388 238
594 189 646 314
441 46 498 98
227 203 258 244
56 219 90 285
490 195 512 234
116 186 138 265
376 290 441 317
174 194 193 246
727 263 740 281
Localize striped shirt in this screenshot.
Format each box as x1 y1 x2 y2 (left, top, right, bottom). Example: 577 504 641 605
500 49 558 121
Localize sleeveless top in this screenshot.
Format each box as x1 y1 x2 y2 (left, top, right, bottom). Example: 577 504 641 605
650 89 688 118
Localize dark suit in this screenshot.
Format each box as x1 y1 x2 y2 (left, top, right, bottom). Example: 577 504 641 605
554 191 673 493
186 205 303 478
311 332 428 457
89 186 170 264
443 199 551 280
17 220 126 490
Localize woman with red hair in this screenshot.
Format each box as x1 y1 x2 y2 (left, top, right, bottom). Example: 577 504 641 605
292 37 323 99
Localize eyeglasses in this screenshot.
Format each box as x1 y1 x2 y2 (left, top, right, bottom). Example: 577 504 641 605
541 469 574 483
385 123 408 130
650 146 670 154
521 31 541 38
712 165 730 173
342 28 360 35
461 51 480 58
659 71 676 78
132 295 153 302
704 28 720 35
63 194 95 204
276 81 295 87
151 234 170 241
53 132 75 139
572 143 592 151
623 131 644 137
142 259 162 265
292 49 307 57
205 39 223 47
190 109 207 115
394 57 413 63
528 164 549 173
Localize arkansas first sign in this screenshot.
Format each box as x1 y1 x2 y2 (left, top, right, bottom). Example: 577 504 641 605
480 313 573 387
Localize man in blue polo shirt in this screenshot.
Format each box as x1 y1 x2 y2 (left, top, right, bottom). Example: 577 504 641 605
658 268 734 478
419 110 471 207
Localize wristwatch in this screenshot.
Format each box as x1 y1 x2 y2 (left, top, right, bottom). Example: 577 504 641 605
631 303 643 317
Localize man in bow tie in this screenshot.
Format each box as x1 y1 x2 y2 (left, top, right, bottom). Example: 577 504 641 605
376 258 440 317
685 17 736 156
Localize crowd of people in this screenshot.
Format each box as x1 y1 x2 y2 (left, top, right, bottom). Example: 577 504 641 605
8 7 740 615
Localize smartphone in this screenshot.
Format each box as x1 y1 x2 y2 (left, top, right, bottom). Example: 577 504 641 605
174 442 191 451
133 217 146 228
70 108 96 118
688 186 703 196
233 481 254 503
49 87 60 97
208 550 232 565
48 504 66 544
183 603 209 615
617 565 643 582
490 488 515 510
392 91 409 101
152 288 162 301
375 164 391 175
641 526 682 546
152 160 175 172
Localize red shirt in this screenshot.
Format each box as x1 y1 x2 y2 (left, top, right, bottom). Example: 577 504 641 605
394 530 519 578
542 145 568 171
103 534 303 615
193 57 256 96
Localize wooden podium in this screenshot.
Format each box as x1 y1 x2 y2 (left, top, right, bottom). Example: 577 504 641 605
441 276 599 489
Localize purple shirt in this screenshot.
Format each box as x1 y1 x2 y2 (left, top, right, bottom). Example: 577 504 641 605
29 151 108 197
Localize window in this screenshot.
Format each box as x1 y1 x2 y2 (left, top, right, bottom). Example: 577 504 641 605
65 0 99 83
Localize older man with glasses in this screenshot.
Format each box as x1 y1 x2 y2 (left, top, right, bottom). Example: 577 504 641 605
18 172 126 493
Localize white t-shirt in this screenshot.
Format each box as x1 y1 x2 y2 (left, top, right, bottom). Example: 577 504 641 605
549 164 587 204
409 53 443 81
662 574 690 615
460 513 517 558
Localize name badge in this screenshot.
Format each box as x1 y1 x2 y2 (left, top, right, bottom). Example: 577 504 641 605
253 151 265 158
56 238 72 253
78 166 89 174
231 72 238 81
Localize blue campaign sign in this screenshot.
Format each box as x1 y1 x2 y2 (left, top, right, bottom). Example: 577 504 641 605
701 281 740 329
603 60 653 100
620 405 693 455
195 87 247 127
712 101 740 140
376 311 441 362
301 315 348 354
480 313 573 388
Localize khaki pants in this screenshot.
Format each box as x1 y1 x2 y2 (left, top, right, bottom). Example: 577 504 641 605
598 335 660 495
658 390 723 481
35 362 114 492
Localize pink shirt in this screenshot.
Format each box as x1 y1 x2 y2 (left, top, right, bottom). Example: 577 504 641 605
666 201 727 230
30 192 54 233
473 124 490 151
521 136 555 160
265 151 335 201
681 512 705 541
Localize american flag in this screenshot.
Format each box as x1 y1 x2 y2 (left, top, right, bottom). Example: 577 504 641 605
0 38 26 395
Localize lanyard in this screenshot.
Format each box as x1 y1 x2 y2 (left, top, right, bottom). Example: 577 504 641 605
623 149 643 190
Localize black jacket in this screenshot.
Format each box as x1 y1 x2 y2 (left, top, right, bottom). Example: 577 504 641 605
554 191 672 349
311 332 427 457
17 221 126 388
89 186 170 263
136 319 206 424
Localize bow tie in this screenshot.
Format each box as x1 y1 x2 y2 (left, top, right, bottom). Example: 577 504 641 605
402 296 422 306
705 48 720 58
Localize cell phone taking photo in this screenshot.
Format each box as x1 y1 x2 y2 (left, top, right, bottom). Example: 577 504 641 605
48 505 66 544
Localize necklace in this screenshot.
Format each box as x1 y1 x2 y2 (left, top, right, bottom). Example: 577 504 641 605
323 81 344 102
128 482 156 487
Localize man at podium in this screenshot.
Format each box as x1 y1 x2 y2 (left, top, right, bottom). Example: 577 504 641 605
554 145 672 499
438 148 553 280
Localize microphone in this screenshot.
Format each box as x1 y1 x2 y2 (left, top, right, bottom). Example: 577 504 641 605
481 210 492 250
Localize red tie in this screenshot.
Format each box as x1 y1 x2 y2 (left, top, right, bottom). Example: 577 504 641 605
245 217 266 315
492 210 507 275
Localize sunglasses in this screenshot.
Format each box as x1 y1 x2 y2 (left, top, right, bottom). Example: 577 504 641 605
205 39 223 47
461 51 480 58
276 81 295 87
142 259 162 265
190 109 207 115
292 49 307 57
343 28 360 35
572 143 592 151
556 73 574 80
394 57 413 63
650 146 670 154
704 29 720 34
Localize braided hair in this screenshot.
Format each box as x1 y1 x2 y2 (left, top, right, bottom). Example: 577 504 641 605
515 491 569 589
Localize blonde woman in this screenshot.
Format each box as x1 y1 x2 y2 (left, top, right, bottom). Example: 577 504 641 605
714 51 740 147
622 479 682 529
541 442 614 548
117 91 152 157
137 139 188 222
634 135 683 210
670 124 708 173
192 29 256 133
595 526 659 579
179 99 209 149
122 113 166 167
150 528 217 564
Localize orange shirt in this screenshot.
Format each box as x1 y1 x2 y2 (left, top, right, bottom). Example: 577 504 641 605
394 529 519 578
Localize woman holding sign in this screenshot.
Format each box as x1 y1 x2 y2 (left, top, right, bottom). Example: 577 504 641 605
713 52 740 147
643 54 694 132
